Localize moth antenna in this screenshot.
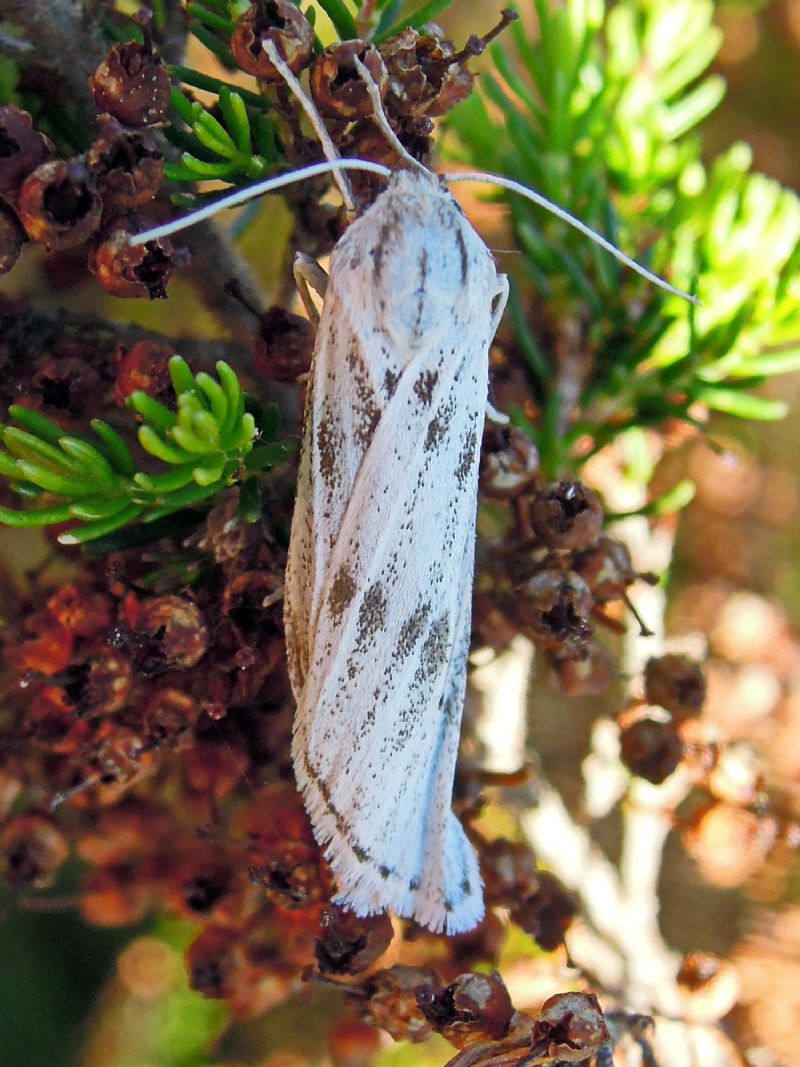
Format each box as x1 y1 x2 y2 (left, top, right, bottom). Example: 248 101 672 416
129 159 392 245
445 171 701 305
351 54 429 176
261 39 357 217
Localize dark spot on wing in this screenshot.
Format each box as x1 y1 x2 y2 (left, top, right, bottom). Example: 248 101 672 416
396 602 431 660
356 582 388 648
414 370 438 407
384 368 399 398
454 428 478 488
328 565 356 624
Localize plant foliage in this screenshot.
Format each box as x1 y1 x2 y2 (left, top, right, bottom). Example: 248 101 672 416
0 357 291 545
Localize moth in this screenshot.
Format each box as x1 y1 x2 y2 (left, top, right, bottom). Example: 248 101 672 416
134 54 694 935
284 165 507 933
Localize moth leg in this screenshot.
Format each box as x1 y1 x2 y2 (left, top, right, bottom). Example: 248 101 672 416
293 252 329 325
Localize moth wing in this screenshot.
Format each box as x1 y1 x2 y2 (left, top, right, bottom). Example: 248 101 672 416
286 176 507 933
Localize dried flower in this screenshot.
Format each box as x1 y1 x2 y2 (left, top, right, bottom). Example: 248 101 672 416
310 41 388 119
529 479 604 551
85 117 163 211
510 871 576 951
417 972 514 1048
513 570 593 652
0 104 53 202
0 812 68 889
362 966 442 1042
619 715 684 784
90 215 186 299
315 905 393 975
231 1 314 81
529 992 609 1062
644 653 707 721
480 428 540 499
0 204 24 274
18 159 102 251
113 340 175 407
90 42 171 127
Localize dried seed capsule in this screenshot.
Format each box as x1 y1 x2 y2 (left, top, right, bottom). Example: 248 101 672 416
546 641 614 695
0 812 68 889
18 159 102 251
31 357 103 420
231 1 314 82
480 427 540 498
416 972 514 1048
0 204 24 274
80 862 157 925
47 584 113 639
253 306 315 382
116 594 209 673
310 41 388 119
85 117 163 211
380 28 475 119
114 340 175 407
619 715 684 784
529 478 604 551
362 966 443 1042
315 905 393 975
0 104 54 201
480 838 540 907
91 42 171 127
572 535 637 601
510 870 576 951
529 992 609 1063
249 838 329 907
90 215 187 299
59 643 133 717
643 653 706 720
513 570 593 651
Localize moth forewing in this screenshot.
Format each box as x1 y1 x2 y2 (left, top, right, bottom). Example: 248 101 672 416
284 170 508 934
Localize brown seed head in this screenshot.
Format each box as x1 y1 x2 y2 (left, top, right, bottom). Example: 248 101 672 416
310 41 388 119
0 812 68 889
529 992 609 1062
30 357 103 420
514 570 593 652
362 966 442 1042
644 653 706 721
114 339 174 407
315 904 393 975
620 715 684 784
510 870 576 951
90 214 187 299
231 1 314 81
0 104 54 201
18 159 103 251
572 535 637 601
116 594 209 673
546 641 614 695
91 42 171 127
380 28 475 119
85 116 163 211
480 428 540 499
480 838 540 907
0 204 24 274
529 479 604 551
416 972 514 1048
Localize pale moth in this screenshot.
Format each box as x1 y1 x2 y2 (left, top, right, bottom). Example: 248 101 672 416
135 47 695 935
